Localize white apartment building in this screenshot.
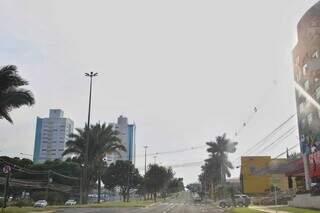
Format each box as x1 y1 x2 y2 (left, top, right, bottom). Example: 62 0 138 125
33 109 74 163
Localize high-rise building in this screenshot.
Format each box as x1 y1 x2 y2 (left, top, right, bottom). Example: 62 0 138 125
293 2 320 189
33 109 74 163
107 115 136 164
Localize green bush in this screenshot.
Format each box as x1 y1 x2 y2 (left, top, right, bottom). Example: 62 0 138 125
31 191 66 205
11 199 33 207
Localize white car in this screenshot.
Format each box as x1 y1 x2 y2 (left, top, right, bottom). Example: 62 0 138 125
34 200 48 208
65 199 77 206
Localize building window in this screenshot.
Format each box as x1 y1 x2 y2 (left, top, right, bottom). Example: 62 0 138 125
299 102 305 113
312 50 319 59
296 72 301 82
307 113 313 126
296 56 300 65
303 64 308 75
316 87 320 100
304 80 310 91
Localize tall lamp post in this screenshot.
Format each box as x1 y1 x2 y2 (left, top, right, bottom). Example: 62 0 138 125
143 145 148 200
84 71 98 203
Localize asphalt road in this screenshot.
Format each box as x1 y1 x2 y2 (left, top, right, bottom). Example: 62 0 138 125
58 192 224 213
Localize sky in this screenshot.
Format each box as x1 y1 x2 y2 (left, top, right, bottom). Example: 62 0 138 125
0 0 319 184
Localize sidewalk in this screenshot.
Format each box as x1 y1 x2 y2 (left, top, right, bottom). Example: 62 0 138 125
250 205 290 213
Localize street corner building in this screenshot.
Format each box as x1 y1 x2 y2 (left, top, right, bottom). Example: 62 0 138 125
293 1 320 186
32 109 74 163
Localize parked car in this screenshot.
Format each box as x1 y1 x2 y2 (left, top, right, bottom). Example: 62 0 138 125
233 194 251 207
65 199 77 206
219 194 251 208
219 198 233 208
34 200 48 208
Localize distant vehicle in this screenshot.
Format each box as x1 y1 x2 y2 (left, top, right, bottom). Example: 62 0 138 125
219 194 250 208
65 199 77 206
233 194 250 207
192 193 202 202
34 200 48 208
218 198 232 208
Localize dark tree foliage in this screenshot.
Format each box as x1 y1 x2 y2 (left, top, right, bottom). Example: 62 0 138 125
0 65 35 123
102 160 142 202
63 123 126 202
144 164 172 202
0 157 80 203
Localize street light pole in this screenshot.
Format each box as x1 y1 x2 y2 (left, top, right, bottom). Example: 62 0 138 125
143 145 148 201
153 156 157 164
144 146 148 175
84 71 98 204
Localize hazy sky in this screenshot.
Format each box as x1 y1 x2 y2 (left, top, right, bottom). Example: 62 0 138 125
0 0 318 184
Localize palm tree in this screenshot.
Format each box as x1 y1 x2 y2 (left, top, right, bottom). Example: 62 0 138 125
0 65 35 123
63 123 126 202
206 133 237 184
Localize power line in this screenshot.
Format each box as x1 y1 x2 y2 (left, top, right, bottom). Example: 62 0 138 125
256 126 297 155
0 158 79 180
274 144 300 159
243 113 296 156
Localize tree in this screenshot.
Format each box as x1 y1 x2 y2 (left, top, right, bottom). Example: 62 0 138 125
145 164 172 202
186 183 201 194
206 133 237 184
0 65 35 123
167 178 184 194
62 123 125 202
102 160 142 202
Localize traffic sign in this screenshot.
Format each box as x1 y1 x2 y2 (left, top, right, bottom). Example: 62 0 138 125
2 165 11 174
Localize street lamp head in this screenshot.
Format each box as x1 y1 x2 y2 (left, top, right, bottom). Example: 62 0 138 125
85 72 98 77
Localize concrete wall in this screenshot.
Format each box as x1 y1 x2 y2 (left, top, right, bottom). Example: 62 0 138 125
289 194 320 209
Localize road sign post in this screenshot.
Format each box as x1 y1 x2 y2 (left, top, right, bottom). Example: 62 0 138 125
2 165 12 211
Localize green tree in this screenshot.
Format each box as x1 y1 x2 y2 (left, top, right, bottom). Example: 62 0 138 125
62 123 125 202
186 183 201 194
206 133 237 184
145 164 172 202
0 65 35 123
102 160 142 202
167 178 184 194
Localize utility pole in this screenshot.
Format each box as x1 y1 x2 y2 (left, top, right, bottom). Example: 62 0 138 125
84 71 98 203
46 171 52 201
143 145 148 200
144 145 148 175
153 156 157 164
80 164 84 204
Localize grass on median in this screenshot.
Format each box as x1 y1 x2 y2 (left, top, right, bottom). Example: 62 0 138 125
69 199 154 208
1 200 154 212
226 207 266 213
1 207 55 213
271 206 320 213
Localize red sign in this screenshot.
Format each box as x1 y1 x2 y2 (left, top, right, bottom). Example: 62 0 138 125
2 165 11 174
309 151 320 177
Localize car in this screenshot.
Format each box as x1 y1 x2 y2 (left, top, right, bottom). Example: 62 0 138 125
192 193 202 203
34 200 48 208
218 198 232 208
233 194 251 207
65 199 77 206
219 194 251 208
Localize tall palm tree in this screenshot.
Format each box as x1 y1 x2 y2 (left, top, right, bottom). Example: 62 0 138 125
63 123 126 202
206 133 237 184
0 65 35 123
